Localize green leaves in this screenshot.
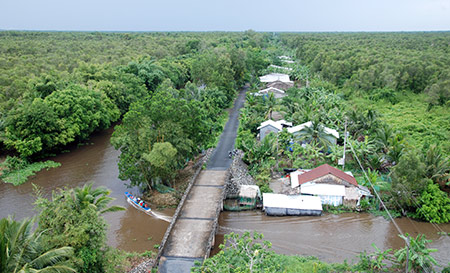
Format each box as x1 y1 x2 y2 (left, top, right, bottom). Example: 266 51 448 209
415 182 450 224
143 142 178 186
395 233 438 272
0 217 75 273
193 232 283 273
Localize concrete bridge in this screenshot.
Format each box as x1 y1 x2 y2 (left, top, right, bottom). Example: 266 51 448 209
155 86 247 273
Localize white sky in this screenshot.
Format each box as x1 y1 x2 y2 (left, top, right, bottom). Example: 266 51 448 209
0 0 449 31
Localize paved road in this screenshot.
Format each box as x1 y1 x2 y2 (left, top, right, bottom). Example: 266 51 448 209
207 86 248 170
158 86 248 273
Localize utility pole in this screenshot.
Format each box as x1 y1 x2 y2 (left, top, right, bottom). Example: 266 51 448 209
341 119 348 171
405 237 410 273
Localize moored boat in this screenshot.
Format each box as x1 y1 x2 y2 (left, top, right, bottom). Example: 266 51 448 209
125 192 151 213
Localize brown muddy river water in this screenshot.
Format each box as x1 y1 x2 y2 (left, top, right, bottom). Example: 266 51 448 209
0 127 174 253
214 211 450 266
1 128 449 266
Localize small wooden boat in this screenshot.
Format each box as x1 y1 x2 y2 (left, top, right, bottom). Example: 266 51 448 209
125 192 151 213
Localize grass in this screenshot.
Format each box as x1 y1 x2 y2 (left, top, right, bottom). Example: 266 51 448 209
350 92 450 153
0 160 61 185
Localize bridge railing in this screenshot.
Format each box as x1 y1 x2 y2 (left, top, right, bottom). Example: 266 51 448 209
152 149 212 269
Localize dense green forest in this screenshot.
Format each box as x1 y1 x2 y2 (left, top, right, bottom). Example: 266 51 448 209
0 31 273 185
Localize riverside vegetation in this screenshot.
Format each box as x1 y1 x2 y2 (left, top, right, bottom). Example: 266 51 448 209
1 31 449 272
236 32 450 225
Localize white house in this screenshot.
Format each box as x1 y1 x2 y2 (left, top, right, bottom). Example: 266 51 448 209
289 164 372 207
257 119 293 140
259 73 293 84
254 87 287 99
287 121 339 145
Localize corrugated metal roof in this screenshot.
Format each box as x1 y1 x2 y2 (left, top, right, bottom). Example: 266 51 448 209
257 120 283 131
257 120 292 131
300 183 346 196
297 164 358 187
263 193 323 211
259 73 292 83
287 121 339 139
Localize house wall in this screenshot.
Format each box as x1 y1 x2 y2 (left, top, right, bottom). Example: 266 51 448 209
319 195 343 206
272 92 287 99
259 125 280 140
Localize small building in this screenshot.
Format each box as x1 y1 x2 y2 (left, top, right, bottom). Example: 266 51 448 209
278 56 292 60
263 193 322 216
224 185 261 211
269 64 293 71
257 119 293 140
287 121 339 145
267 81 294 90
254 87 287 99
290 164 371 208
259 73 293 84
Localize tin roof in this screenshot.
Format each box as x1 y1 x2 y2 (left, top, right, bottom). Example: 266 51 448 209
263 193 322 211
287 121 339 139
297 164 358 187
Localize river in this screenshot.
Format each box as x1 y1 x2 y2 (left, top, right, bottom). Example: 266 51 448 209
214 211 450 266
0 127 174 253
1 128 449 266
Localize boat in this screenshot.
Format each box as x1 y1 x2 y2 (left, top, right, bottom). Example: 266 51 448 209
125 192 151 213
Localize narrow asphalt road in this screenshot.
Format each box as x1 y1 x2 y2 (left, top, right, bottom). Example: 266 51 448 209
207 85 248 170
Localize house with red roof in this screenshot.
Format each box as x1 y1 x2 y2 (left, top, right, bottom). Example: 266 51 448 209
290 164 371 207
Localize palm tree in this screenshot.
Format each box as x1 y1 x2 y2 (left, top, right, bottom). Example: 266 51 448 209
296 121 335 150
0 216 75 273
422 144 450 186
264 93 277 120
71 183 125 214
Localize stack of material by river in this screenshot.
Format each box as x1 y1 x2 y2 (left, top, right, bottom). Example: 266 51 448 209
224 185 261 211
263 193 322 216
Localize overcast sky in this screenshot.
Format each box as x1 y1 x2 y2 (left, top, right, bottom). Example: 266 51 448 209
1 0 449 32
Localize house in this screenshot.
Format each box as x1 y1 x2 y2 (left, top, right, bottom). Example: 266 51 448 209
269 64 293 71
278 56 292 60
289 164 372 207
254 87 287 99
263 193 322 216
224 185 261 211
257 119 293 140
287 121 339 145
267 81 294 90
300 183 346 206
259 73 293 84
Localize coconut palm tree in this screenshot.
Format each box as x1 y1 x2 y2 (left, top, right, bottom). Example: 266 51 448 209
264 93 277 120
296 120 335 151
422 144 450 186
0 216 75 273
71 183 125 214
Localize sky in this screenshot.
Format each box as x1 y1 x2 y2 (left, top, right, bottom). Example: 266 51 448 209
0 0 449 32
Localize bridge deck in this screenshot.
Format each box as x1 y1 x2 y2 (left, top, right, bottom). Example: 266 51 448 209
158 170 227 272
